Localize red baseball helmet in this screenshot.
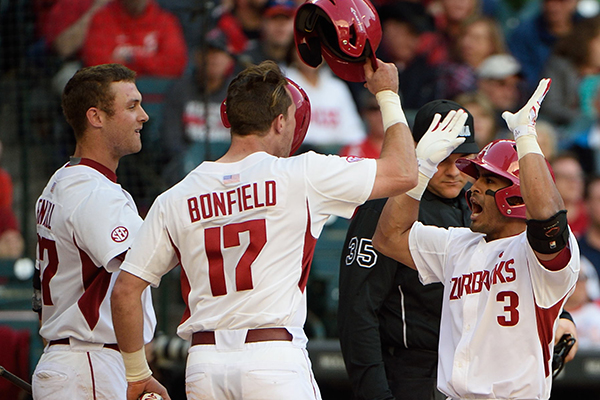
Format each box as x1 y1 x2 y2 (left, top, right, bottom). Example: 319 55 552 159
294 0 382 82
220 78 311 156
455 139 526 219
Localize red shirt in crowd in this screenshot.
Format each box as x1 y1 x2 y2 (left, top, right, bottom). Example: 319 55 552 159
81 0 187 77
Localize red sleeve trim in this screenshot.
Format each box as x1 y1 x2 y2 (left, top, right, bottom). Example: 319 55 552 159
538 246 571 271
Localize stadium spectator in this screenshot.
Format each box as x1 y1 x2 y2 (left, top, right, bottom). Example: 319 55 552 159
81 0 187 78
283 51 366 151
339 91 384 158
454 90 498 148
43 0 112 60
0 140 23 259
541 15 600 129
579 175 600 279
551 152 588 238
564 257 600 349
215 0 269 55
475 53 526 134
437 16 506 100
507 0 582 92
418 0 481 66
536 120 559 161
565 85 600 175
377 2 438 111
241 0 296 66
161 28 237 183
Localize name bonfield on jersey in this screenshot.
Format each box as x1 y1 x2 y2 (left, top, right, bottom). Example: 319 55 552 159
187 180 277 222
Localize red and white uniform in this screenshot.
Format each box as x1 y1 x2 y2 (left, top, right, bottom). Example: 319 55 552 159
121 151 376 399
409 222 580 400
33 158 156 400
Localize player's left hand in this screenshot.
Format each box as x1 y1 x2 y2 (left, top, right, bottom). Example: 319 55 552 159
502 78 551 138
555 317 578 363
127 376 171 400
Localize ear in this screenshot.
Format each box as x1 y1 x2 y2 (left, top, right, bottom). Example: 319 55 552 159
86 107 103 129
272 113 285 134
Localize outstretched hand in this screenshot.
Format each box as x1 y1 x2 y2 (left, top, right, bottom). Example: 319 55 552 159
502 78 551 137
416 109 468 178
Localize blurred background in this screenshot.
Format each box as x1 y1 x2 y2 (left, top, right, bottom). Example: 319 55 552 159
2 0 600 398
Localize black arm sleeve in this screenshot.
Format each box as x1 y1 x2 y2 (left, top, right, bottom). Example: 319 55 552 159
338 199 397 400
559 309 574 324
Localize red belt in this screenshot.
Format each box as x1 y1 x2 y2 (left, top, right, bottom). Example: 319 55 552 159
49 338 120 351
192 328 292 346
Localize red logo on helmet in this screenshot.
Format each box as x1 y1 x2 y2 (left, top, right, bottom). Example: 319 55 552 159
111 226 129 242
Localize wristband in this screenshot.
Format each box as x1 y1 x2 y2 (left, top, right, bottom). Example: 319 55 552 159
515 132 543 160
121 347 152 382
376 90 408 131
407 171 432 201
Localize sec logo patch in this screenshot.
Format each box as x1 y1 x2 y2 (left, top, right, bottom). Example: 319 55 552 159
111 226 129 242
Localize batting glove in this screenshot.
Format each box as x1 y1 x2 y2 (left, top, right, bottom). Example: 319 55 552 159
407 110 468 200
502 78 551 159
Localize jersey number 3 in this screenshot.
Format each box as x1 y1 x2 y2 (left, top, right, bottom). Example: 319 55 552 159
204 219 267 296
497 290 519 326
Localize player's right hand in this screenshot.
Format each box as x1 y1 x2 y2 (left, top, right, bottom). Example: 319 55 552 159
363 59 399 95
416 109 468 178
127 376 171 400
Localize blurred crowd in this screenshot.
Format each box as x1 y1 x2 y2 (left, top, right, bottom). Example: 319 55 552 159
3 0 600 347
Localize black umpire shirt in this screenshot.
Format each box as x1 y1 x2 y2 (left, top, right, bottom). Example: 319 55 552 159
338 188 471 400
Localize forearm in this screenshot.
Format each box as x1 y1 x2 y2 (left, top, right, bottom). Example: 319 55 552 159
53 4 104 58
111 272 147 353
519 153 564 220
372 121 418 199
373 195 418 267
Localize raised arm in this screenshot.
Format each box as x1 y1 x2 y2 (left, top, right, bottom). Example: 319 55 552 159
501 79 568 262
373 110 468 267
366 59 418 200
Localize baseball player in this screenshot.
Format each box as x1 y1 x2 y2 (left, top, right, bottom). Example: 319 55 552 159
108 57 449 400
339 100 480 400
338 101 579 400
32 64 157 400
373 79 580 400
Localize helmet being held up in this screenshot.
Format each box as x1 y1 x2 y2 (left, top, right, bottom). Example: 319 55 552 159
220 78 311 156
294 0 382 82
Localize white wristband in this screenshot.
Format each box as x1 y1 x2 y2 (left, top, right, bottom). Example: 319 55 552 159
121 347 152 382
375 90 408 131
406 171 432 201
515 133 543 160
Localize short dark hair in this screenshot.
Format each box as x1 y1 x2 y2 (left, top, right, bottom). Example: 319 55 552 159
62 64 137 140
226 60 292 136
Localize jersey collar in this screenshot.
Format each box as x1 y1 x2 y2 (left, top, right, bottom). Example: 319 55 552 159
68 157 117 183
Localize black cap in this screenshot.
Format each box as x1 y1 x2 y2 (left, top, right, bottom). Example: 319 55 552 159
412 100 479 154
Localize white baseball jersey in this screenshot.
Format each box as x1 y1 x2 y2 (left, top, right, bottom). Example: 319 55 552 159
35 158 156 344
409 222 580 400
121 151 376 347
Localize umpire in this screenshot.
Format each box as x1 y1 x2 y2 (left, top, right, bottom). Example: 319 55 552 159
338 100 478 400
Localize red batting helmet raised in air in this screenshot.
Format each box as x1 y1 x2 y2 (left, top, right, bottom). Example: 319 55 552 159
294 0 382 82
455 139 526 219
220 78 311 156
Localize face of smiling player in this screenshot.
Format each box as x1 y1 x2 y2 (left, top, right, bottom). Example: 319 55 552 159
102 81 149 159
468 168 524 241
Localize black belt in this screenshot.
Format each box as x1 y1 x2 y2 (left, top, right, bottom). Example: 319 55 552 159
49 338 120 351
192 328 292 346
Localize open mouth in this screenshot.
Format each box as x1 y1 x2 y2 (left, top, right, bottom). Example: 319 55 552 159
470 195 483 217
